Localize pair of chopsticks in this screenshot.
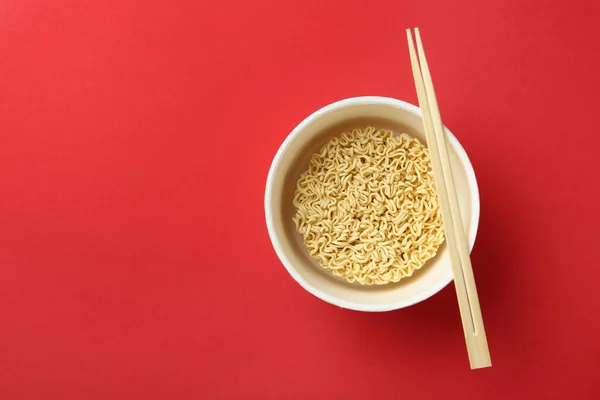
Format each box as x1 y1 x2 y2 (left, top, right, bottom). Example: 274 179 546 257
406 28 491 369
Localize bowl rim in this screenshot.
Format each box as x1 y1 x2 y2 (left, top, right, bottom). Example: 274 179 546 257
264 96 480 312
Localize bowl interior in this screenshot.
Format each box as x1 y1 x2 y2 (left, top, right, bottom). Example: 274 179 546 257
267 99 477 310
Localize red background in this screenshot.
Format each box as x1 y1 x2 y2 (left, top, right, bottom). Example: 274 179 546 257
1 0 599 398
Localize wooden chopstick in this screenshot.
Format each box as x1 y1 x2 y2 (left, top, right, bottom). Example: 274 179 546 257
407 28 491 369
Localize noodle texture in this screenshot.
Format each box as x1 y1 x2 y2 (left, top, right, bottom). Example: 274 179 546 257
293 127 444 285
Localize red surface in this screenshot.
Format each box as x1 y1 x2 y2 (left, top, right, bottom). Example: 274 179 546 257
1 0 600 398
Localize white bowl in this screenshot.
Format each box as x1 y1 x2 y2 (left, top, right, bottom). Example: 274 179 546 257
265 96 479 312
